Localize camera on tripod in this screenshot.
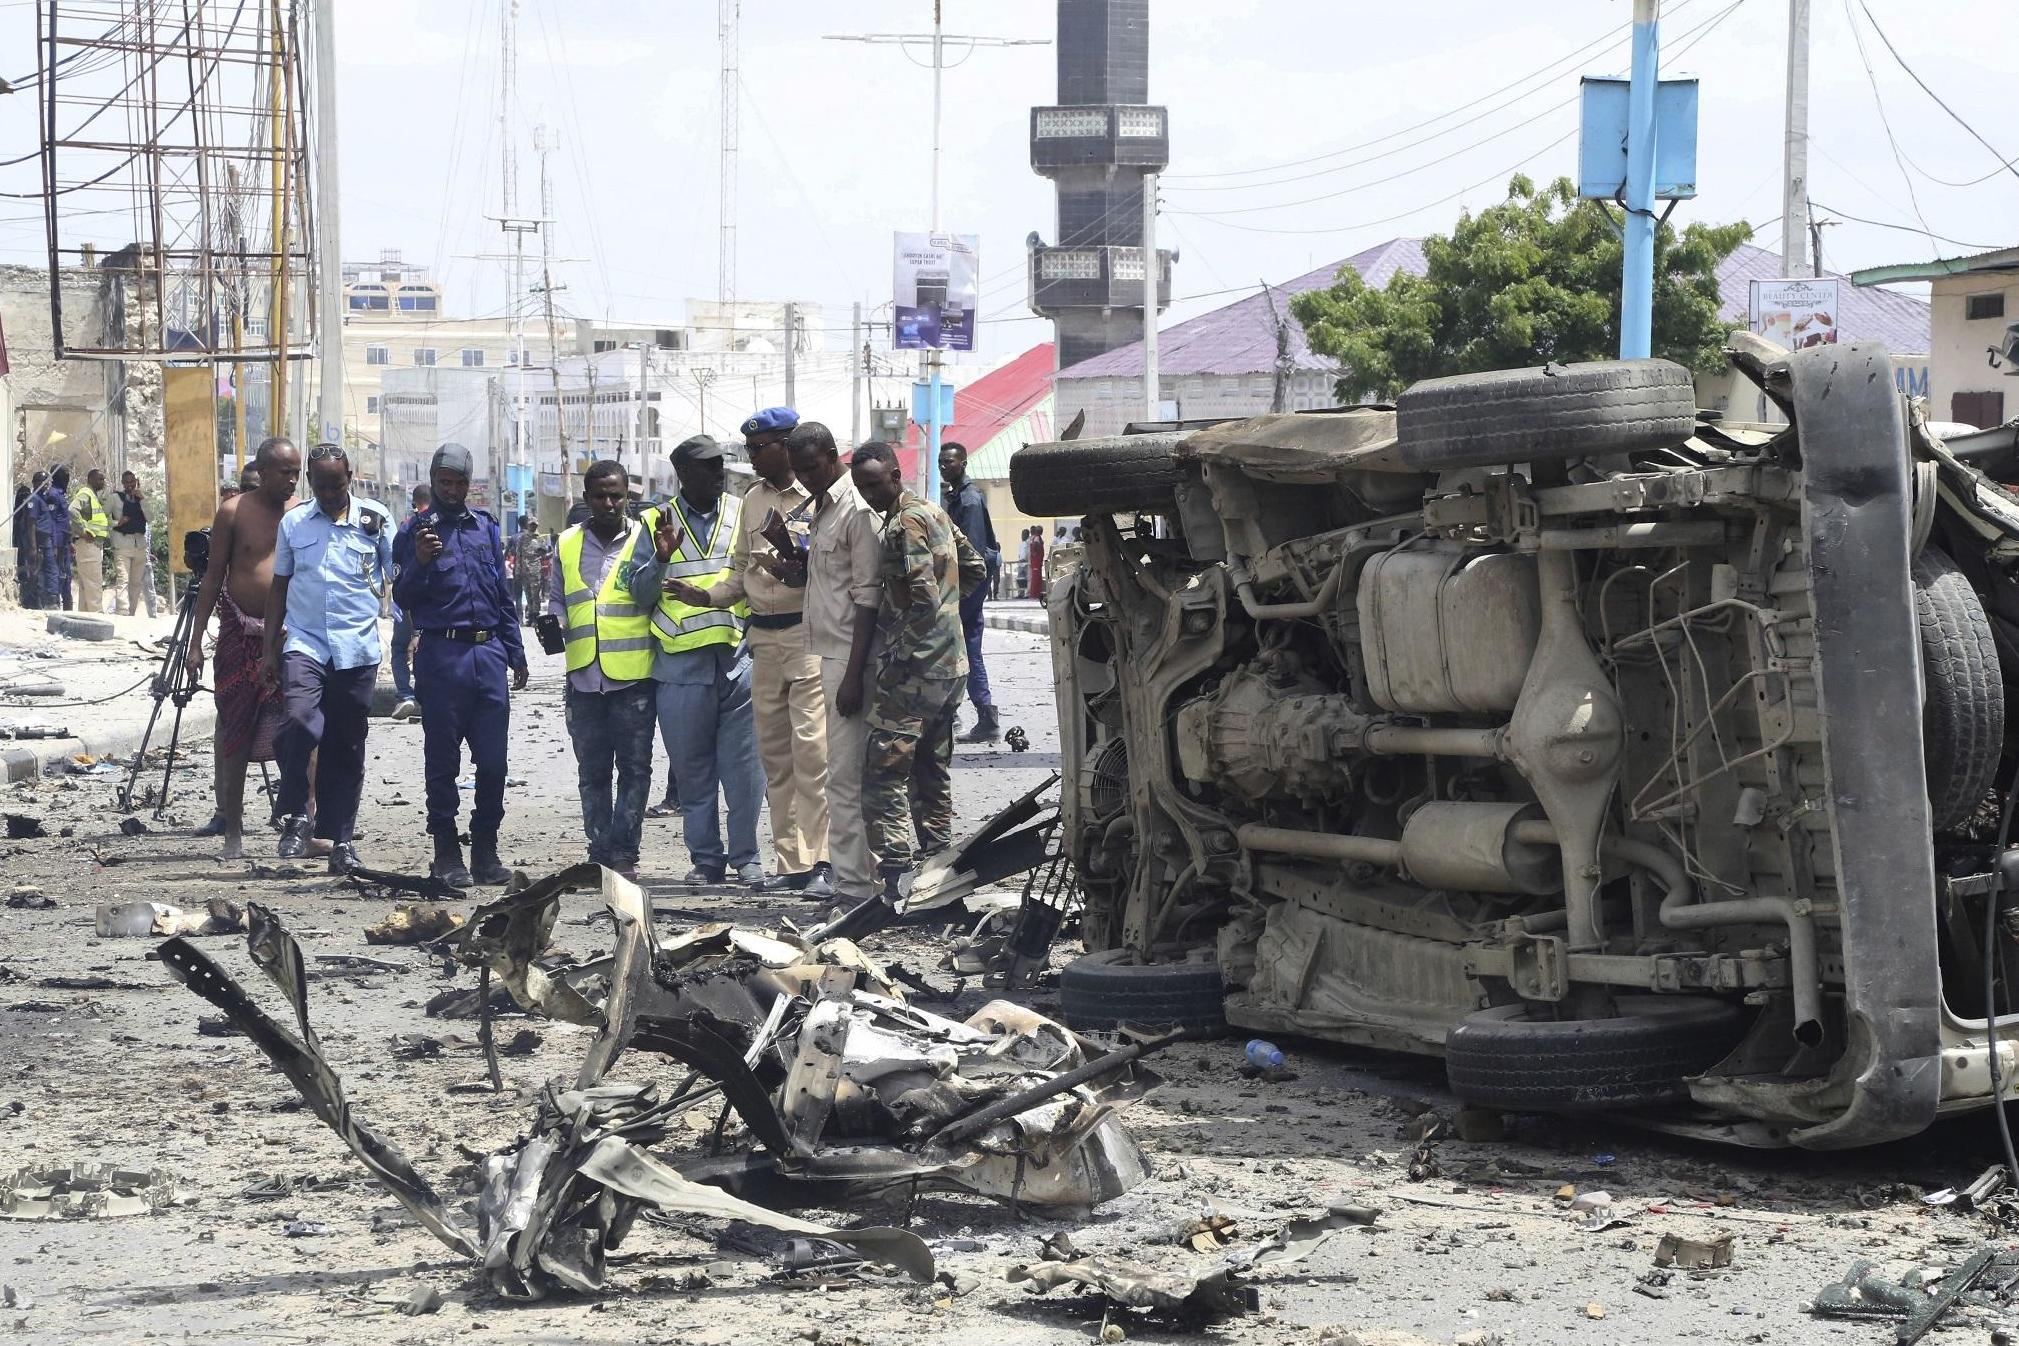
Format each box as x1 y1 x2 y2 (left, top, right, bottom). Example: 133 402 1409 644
183 528 210 579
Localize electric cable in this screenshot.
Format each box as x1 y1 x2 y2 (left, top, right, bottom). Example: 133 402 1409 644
1807 202 1995 253
1855 0 2019 188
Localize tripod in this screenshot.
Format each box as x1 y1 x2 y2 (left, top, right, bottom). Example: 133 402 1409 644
118 576 203 816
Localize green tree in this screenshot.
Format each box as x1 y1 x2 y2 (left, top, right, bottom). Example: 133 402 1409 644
1290 175 1754 402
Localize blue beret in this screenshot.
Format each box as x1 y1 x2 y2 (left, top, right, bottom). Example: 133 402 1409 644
741 406 799 436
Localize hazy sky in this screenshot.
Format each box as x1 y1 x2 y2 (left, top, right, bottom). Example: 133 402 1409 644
4 1 2014 355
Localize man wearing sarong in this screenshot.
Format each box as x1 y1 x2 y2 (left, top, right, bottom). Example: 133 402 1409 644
185 437 302 858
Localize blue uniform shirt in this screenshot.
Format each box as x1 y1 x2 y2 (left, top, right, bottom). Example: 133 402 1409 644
273 493 394 670
391 506 526 666
34 486 70 543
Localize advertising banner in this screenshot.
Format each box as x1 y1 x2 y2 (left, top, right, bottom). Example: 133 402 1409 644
1748 278 1841 351
893 231 980 352
162 366 219 576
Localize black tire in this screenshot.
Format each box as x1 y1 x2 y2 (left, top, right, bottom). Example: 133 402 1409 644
1396 359 1697 470
1059 949 1225 1035
1915 547 2003 832
1010 433 1184 517
1444 995 1747 1112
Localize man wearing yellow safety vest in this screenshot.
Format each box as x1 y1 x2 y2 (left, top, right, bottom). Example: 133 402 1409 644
545 460 658 881
628 434 765 886
71 467 112 615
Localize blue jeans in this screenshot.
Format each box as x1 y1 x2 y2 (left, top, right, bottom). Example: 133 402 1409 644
656 654 763 873
390 613 414 700
564 681 656 869
958 562 995 707
38 540 71 610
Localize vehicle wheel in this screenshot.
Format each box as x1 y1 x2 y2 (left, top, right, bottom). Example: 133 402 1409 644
1444 995 1747 1112
1915 547 2003 832
1010 433 1184 518
1059 948 1225 1035
1396 359 1697 470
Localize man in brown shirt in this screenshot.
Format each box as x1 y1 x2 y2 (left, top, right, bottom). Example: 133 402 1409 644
669 406 831 898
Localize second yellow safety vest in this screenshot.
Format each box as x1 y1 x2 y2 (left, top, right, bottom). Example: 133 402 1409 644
557 520 654 681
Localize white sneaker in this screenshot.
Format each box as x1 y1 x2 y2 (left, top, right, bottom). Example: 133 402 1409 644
392 699 419 721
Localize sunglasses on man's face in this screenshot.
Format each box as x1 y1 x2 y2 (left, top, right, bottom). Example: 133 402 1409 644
308 443 347 464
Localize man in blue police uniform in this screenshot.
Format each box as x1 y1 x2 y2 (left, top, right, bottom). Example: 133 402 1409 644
262 443 394 875
393 443 527 888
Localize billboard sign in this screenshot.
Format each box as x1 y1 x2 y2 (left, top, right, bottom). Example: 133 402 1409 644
1748 278 1841 352
1577 76 1700 201
893 231 980 351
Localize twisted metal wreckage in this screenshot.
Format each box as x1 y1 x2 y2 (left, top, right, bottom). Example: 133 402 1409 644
155 863 1166 1299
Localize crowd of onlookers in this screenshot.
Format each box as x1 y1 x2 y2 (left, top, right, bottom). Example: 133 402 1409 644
994 521 1080 601
10 466 163 616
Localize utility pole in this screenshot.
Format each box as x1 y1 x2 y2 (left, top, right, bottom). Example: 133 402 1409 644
1809 215 1835 277
1142 172 1159 420
635 342 652 499
783 301 797 408
310 0 342 451
1619 0 1660 360
533 126 570 506
1782 0 1811 276
501 0 526 498
825 10 1045 500
851 301 863 444
1260 282 1292 412
692 367 716 439
267 1 289 440
718 0 739 307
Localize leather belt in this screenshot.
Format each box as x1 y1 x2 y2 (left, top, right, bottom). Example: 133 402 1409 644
420 627 496 644
747 611 803 630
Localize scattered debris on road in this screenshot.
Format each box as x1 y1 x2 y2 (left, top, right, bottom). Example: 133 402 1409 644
0 1164 178 1219
157 863 1167 1302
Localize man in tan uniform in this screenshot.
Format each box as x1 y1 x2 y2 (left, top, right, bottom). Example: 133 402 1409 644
670 407 833 899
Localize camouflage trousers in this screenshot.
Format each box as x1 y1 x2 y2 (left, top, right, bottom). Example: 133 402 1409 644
863 674 965 868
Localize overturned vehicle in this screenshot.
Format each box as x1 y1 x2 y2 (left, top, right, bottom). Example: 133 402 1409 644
1011 339 2019 1148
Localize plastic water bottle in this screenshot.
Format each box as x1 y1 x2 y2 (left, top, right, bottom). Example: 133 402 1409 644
1245 1039 1285 1071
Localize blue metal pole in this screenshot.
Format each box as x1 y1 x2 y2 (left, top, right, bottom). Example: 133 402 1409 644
1620 0 1660 359
926 353 944 503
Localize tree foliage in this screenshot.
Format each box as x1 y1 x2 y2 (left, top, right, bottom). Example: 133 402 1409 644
1290 175 1754 402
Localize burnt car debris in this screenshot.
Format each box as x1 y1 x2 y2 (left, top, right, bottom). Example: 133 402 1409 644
1012 338 2019 1148
157 864 1167 1299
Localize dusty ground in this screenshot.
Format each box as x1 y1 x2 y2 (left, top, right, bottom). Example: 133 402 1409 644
3 628 2017 1345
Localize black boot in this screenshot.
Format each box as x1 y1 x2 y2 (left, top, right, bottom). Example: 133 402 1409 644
877 861 908 905
430 834 472 889
469 834 511 887
956 704 1000 744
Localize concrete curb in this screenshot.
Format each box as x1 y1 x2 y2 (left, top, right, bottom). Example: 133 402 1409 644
1 698 217 784
984 611 1050 636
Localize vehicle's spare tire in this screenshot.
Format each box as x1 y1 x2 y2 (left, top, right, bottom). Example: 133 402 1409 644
1010 433 1184 518
1444 995 1747 1112
1914 546 2003 832
1396 359 1697 470
1059 948 1225 1035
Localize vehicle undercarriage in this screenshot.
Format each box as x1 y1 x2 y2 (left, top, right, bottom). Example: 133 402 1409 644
1013 339 2019 1148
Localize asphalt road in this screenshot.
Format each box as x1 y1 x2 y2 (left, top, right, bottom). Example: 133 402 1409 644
0 625 2014 1344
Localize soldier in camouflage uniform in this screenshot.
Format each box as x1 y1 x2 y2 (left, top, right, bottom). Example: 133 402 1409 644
848 442 988 901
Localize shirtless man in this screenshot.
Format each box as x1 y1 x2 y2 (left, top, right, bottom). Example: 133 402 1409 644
185 437 300 858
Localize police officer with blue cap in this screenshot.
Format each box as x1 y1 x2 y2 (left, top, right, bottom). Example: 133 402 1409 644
392 443 528 887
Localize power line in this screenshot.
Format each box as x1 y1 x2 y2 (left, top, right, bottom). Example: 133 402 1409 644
1161 0 1701 184
1854 0 2019 188
1841 0 1940 252
1163 0 1743 224
1807 201 1996 252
